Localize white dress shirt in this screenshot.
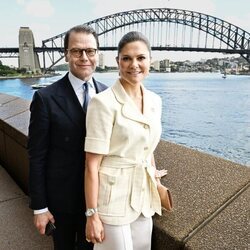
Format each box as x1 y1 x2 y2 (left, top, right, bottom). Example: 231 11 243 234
68 71 96 106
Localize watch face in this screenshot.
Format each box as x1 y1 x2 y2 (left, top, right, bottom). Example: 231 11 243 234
87 210 93 216
85 208 97 217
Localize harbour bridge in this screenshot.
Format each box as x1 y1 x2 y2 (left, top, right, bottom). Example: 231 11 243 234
1 8 250 71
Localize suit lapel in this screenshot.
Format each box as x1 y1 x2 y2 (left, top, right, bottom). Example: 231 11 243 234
93 78 106 93
112 80 151 126
52 74 84 128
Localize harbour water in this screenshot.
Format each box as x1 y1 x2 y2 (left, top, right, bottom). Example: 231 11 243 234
0 71 249 166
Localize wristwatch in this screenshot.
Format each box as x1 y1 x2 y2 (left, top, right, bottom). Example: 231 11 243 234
85 208 98 217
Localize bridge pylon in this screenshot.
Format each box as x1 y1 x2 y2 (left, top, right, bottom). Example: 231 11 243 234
18 27 41 73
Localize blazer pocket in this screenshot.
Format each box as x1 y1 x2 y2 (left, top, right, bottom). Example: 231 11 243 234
98 171 130 217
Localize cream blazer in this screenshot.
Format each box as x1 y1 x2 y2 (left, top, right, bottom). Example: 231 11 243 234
85 79 162 225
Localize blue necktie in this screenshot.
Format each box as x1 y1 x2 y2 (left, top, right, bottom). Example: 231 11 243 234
83 82 90 112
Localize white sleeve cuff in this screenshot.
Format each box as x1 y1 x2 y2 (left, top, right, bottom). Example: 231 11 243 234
85 137 110 154
33 207 49 215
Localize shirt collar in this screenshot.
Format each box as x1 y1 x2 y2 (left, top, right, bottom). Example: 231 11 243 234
68 71 95 91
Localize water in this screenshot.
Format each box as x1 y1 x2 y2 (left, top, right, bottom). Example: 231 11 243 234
0 71 249 166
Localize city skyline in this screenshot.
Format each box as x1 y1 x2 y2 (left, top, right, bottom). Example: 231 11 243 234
1 0 250 67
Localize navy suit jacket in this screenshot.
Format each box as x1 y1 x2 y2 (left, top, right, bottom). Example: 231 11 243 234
28 73 107 213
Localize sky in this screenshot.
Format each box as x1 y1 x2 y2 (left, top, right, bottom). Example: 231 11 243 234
1 0 250 67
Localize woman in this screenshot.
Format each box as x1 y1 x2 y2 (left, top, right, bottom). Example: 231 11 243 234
84 31 165 250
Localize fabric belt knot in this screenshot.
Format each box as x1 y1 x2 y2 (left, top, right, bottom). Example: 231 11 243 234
83 82 90 112
130 161 161 214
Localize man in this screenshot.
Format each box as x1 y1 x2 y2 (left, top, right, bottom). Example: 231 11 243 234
28 25 107 250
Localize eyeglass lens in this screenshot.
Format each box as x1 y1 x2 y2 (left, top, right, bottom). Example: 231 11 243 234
69 48 97 57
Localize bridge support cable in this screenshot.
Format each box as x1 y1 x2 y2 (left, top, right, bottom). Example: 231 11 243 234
174 22 177 46
197 15 201 48
189 26 193 48
219 21 223 49
205 16 209 49
152 22 155 44
197 28 201 48
158 22 161 47
181 24 186 47
167 21 170 46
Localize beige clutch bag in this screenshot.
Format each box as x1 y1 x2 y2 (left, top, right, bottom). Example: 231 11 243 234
157 183 173 212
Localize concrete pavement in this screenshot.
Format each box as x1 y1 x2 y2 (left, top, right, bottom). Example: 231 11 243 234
0 166 53 250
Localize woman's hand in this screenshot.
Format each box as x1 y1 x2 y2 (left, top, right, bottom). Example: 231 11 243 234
155 169 168 179
86 214 104 244
155 169 168 185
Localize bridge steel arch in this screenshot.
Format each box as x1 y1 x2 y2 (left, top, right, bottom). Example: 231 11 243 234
42 8 250 69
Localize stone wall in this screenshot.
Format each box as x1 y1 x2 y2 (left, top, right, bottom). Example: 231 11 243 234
0 93 30 193
0 93 249 249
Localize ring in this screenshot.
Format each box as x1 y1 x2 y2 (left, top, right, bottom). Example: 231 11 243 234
86 238 91 242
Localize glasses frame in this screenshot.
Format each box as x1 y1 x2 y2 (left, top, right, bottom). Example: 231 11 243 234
67 48 98 58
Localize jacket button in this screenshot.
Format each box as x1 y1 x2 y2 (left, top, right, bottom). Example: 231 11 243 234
144 146 148 150
64 137 70 142
143 124 149 129
108 177 115 185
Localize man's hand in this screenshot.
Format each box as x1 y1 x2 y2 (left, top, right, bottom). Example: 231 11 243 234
34 211 55 235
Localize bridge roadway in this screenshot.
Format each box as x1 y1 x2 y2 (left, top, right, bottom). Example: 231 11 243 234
0 92 249 249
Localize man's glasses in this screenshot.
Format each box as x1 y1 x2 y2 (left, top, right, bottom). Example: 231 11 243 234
67 48 97 58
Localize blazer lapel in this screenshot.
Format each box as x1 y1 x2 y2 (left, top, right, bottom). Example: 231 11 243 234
93 78 106 93
142 87 157 122
52 74 84 128
111 80 151 126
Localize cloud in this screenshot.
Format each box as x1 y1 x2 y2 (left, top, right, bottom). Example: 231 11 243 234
224 14 250 32
27 0 54 17
166 0 216 15
18 0 54 18
89 0 216 19
16 0 27 5
29 23 52 44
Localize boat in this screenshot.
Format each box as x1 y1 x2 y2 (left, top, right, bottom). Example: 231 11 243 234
222 73 227 79
31 82 53 89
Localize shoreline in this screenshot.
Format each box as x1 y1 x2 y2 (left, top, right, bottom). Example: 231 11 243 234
0 73 61 80
0 71 249 81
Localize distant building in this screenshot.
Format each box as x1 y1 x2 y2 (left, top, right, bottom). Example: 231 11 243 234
160 59 171 72
99 53 105 69
152 60 160 71
151 59 171 72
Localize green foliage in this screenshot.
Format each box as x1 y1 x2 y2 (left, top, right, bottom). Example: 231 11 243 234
52 64 69 71
0 63 17 76
16 68 27 74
